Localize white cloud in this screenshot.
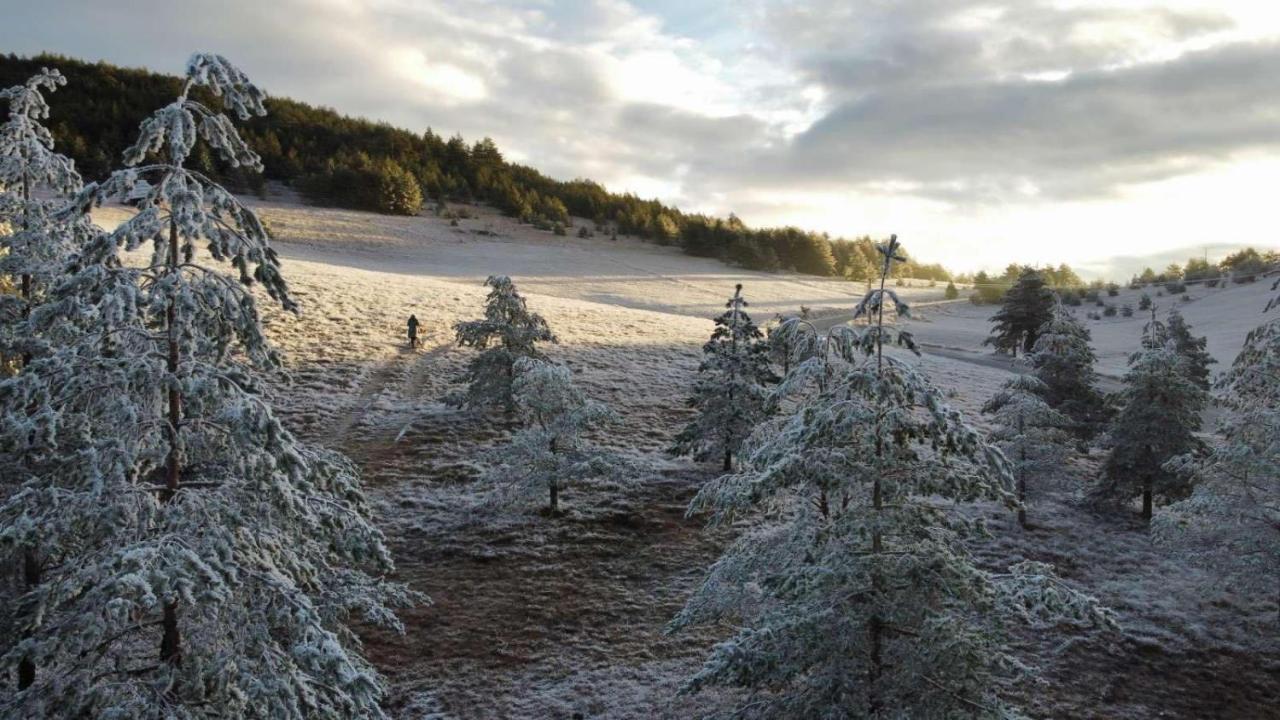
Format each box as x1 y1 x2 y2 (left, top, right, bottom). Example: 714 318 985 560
388 48 488 103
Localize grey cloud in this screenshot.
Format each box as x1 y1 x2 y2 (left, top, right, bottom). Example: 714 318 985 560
1 0 1275 216
772 39 1280 201
761 0 1235 96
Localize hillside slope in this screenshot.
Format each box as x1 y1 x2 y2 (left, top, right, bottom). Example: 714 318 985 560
900 281 1274 378
94 199 1278 718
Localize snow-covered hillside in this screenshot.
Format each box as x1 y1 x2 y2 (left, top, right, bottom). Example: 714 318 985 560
86 199 1280 719
901 280 1275 378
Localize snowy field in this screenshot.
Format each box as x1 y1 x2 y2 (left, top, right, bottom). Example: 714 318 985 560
897 280 1276 379
93 200 1280 718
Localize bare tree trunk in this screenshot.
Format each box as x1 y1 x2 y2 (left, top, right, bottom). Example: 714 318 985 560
160 218 182 669
16 174 39 688
1141 445 1153 522
724 380 735 473
1017 475 1027 528
1017 417 1027 528
20 174 32 366
867 243 893 714
548 436 559 511
20 174 33 369
16 550 39 689
868 462 884 714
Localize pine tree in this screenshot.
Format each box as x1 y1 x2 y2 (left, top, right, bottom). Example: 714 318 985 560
0 65 94 692
1029 299 1108 440
767 313 821 379
450 275 556 411
1155 285 1280 624
671 284 776 471
983 374 1072 527
0 54 416 718
984 268 1054 356
483 358 618 512
1097 310 1208 520
673 236 1112 717
1166 308 1215 390
0 67 92 365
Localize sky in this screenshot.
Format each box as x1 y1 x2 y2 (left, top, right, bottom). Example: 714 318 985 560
3 0 1279 277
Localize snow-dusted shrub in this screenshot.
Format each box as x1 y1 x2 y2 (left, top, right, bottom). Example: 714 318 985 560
673 236 1113 717
671 284 776 471
450 275 556 412
0 54 416 718
483 358 619 512
983 374 1073 527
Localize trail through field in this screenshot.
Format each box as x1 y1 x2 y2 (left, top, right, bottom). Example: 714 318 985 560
325 354 410 445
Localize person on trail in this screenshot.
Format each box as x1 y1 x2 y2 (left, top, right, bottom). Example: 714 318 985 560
407 314 420 349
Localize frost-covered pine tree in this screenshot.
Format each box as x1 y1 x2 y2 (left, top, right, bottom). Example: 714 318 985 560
983 374 1072 527
673 235 1112 718
671 284 776 471
1155 284 1280 624
1166 307 1215 390
0 65 96 692
1029 298 1107 440
1096 310 1208 521
0 54 415 718
483 357 618 512
766 312 821 380
450 275 556 411
0 67 92 364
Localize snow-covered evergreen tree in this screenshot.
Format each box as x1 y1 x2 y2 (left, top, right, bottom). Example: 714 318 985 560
0 65 96 692
0 54 415 718
450 275 556 411
983 374 1072 527
984 268 1054 357
1096 311 1208 521
671 284 776 471
483 357 618 512
1029 299 1107 440
1166 307 1215 390
766 312 822 380
1155 287 1279 624
673 235 1112 717
0 67 92 364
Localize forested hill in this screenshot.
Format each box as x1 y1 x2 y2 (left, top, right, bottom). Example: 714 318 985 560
0 52 955 281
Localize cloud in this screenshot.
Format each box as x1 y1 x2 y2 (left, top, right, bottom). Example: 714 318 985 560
779 39 1280 202
3 0 1278 272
